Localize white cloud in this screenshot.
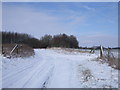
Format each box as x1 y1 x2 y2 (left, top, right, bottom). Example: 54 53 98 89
66 15 86 25
3 5 76 38
82 6 96 11
2 3 118 47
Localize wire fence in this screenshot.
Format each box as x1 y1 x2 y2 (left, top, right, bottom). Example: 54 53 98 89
79 46 119 69
98 47 119 70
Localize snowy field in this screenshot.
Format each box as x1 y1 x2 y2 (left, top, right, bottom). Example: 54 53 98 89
1 49 119 88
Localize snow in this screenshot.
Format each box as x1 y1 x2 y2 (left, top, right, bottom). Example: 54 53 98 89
1 49 119 88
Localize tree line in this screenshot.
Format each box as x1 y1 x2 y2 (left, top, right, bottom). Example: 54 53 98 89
1 31 79 48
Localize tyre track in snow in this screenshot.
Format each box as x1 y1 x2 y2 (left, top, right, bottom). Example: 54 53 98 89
22 63 54 88
7 60 54 88
3 63 35 80
3 60 44 88
2 49 56 88
2 65 35 87
3 49 117 88
2 60 41 87
46 58 72 88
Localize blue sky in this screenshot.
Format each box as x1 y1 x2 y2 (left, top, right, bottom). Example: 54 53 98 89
2 2 118 47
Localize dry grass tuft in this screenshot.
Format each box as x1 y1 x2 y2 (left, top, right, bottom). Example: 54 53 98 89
97 55 119 70
50 47 90 54
82 69 93 82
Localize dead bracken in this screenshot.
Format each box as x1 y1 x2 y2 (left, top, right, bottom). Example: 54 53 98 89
2 44 35 58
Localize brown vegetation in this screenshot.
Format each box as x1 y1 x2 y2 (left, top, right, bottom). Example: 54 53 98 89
50 47 90 54
82 69 93 82
97 55 119 70
2 44 35 58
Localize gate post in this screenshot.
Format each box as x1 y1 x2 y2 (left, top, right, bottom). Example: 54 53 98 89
108 47 110 59
100 45 103 58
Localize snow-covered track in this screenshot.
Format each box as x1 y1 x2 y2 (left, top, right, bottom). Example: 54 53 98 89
2 49 119 88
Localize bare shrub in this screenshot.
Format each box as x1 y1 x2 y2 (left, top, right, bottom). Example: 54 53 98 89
2 44 35 58
107 56 119 70
82 69 93 82
97 55 119 70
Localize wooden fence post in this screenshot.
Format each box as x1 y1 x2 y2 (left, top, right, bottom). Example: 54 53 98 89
100 45 103 58
108 47 110 59
2 45 4 54
10 44 18 55
90 48 95 54
16 45 19 54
